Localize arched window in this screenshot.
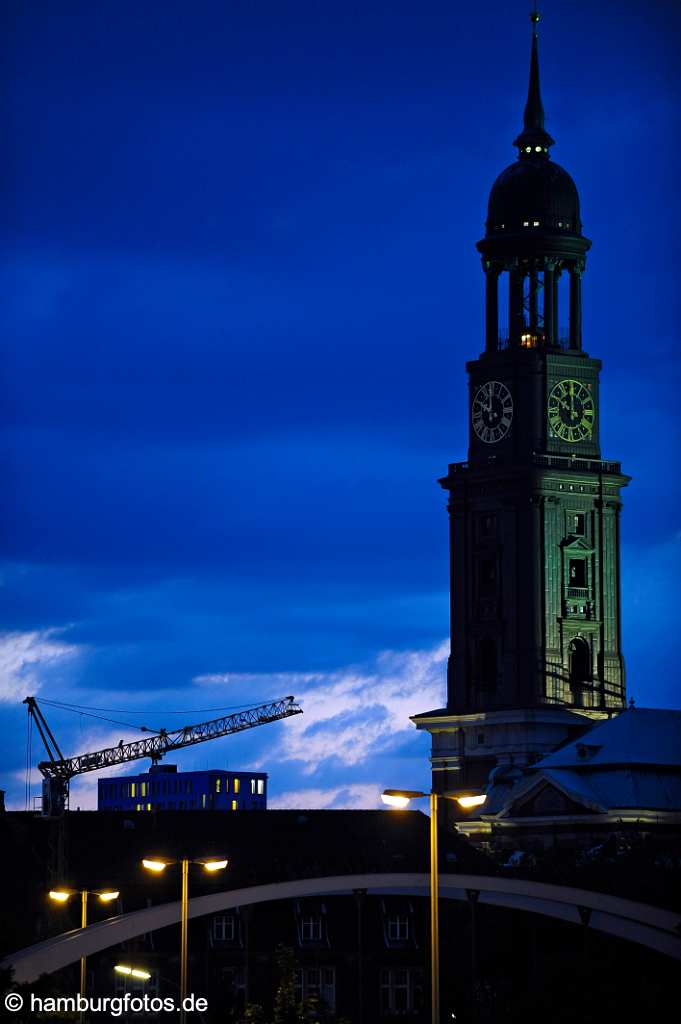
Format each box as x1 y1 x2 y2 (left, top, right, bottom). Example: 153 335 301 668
569 637 591 686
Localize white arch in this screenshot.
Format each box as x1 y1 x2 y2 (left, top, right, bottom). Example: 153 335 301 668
4 872 680 983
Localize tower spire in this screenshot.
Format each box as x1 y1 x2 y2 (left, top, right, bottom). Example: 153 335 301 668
513 10 555 157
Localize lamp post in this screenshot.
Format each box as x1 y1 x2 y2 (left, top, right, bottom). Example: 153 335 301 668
49 887 119 1017
381 788 486 1024
142 857 227 1023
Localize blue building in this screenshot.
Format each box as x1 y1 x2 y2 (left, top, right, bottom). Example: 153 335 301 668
97 764 267 812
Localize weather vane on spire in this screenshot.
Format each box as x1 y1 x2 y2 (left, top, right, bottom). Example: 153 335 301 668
531 4 540 27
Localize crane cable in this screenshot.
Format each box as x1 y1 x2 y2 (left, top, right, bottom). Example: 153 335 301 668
36 699 157 735
37 697 274 715
32 696 285 742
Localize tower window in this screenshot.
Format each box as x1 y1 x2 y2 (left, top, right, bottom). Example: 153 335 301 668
569 637 591 686
569 559 586 587
477 514 496 540
569 513 585 536
478 559 497 591
478 636 497 691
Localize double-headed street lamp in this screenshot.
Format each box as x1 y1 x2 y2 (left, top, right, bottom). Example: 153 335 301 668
114 964 152 981
381 787 486 1024
49 887 120 1009
142 857 227 1023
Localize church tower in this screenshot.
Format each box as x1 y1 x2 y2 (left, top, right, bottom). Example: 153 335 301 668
414 15 630 801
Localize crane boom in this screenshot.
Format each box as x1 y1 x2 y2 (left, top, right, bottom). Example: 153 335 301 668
24 695 303 815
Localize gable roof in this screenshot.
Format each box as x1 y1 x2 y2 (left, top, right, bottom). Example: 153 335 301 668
497 766 681 818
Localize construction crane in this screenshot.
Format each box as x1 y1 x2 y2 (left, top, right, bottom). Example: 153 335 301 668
24 695 303 816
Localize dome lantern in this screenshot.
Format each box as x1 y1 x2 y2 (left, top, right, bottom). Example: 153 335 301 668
476 12 591 355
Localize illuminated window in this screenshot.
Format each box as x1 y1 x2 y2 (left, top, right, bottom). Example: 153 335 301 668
535 146 542 152
257 780 264 795
523 221 529 227
136 803 142 811
146 803 151 811
525 146 531 153
533 220 540 227
250 779 257 795
201 794 206 809
131 783 136 797
233 778 240 794
231 800 237 811
215 778 221 793
140 782 147 797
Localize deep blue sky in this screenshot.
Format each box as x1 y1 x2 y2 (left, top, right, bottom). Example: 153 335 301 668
2 1 680 810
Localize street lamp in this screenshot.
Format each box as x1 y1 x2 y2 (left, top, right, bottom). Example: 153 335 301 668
114 964 152 981
381 787 486 1024
49 887 120 1009
142 857 227 1023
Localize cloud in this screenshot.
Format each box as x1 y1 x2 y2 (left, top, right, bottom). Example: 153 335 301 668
0 628 81 703
269 783 382 810
196 641 447 774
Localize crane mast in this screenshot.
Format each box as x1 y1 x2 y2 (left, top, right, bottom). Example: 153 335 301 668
24 695 302 816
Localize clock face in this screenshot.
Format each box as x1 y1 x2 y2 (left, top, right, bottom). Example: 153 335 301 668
548 379 595 442
472 381 513 444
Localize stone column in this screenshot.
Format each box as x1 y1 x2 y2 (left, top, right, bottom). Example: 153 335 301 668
485 264 499 352
544 260 555 345
509 267 524 346
529 266 538 335
569 265 582 350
